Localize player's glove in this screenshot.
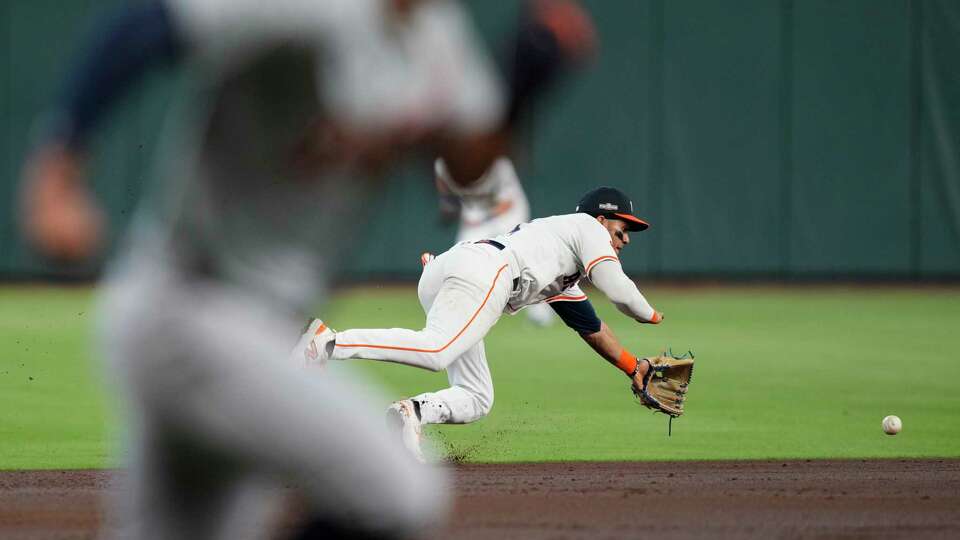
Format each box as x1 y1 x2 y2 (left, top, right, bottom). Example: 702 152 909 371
631 350 694 418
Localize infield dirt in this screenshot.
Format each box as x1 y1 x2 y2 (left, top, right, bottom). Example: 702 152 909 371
1 459 958 539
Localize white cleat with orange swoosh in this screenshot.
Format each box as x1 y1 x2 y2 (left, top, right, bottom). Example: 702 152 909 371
386 399 425 463
289 318 336 369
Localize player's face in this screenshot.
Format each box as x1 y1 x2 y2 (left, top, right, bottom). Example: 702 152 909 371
599 217 630 254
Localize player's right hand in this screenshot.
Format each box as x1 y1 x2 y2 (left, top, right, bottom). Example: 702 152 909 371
640 311 664 324
20 144 104 262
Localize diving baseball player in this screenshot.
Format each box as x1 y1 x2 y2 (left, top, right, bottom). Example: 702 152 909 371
19 0 589 537
291 187 665 461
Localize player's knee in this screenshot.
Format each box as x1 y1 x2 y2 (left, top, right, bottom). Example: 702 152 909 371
476 392 494 417
419 342 468 372
477 384 495 416
422 349 458 372
420 361 444 373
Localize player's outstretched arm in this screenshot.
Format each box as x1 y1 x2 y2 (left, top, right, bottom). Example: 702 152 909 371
580 322 649 388
20 1 185 261
589 261 663 324
549 298 648 385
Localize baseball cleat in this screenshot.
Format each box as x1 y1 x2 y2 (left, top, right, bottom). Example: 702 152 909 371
386 399 425 463
288 318 335 369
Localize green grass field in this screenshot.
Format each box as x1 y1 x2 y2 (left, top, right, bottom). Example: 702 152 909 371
2 284 959 469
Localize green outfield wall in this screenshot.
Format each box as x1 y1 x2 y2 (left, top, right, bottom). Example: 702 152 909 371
2 0 959 280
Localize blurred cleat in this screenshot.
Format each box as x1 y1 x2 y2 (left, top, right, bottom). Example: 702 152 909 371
386 399 425 463
289 318 335 369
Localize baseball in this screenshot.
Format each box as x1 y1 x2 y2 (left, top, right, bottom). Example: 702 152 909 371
882 415 902 435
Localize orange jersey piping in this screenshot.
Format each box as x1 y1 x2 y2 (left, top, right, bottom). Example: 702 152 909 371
335 264 510 354
545 294 588 303
585 255 619 275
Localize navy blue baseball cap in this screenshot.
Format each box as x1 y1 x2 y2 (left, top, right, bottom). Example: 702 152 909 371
575 186 649 231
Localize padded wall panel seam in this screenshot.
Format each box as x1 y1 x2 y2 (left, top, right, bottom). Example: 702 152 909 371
918 0 960 274
649 0 665 275
908 0 923 277
779 0 794 276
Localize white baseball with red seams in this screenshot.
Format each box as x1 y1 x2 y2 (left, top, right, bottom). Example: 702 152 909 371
882 415 902 435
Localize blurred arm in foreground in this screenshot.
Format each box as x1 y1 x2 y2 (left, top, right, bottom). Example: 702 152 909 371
21 1 183 261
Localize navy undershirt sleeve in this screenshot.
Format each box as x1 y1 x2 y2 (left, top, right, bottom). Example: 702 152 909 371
550 299 602 335
50 0 185 149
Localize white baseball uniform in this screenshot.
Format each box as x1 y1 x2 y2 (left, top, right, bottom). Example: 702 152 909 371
330 213 658 425
73 0 504 538
434 156 555 326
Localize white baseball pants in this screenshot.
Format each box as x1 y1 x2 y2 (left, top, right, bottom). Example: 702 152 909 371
331 242 514 424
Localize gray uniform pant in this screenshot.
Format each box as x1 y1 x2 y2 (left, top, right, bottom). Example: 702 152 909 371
99 258 448 540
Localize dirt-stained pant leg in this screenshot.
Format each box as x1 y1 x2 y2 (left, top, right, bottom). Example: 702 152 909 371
99 261 448 540
415 249 496 424
333 243 501 425
411 339 495 424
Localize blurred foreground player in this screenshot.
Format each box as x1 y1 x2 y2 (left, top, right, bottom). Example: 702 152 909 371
293 187 679 462
17 0 536 538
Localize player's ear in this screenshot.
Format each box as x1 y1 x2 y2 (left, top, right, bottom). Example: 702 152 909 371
596 215 606 225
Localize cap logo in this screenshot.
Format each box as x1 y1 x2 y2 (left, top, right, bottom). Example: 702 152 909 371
599 202 618 211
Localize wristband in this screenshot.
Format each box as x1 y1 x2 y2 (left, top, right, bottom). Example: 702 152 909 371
616 349 638 376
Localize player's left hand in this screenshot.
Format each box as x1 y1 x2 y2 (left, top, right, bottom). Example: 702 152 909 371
20 144 104 262
629 357 651 394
